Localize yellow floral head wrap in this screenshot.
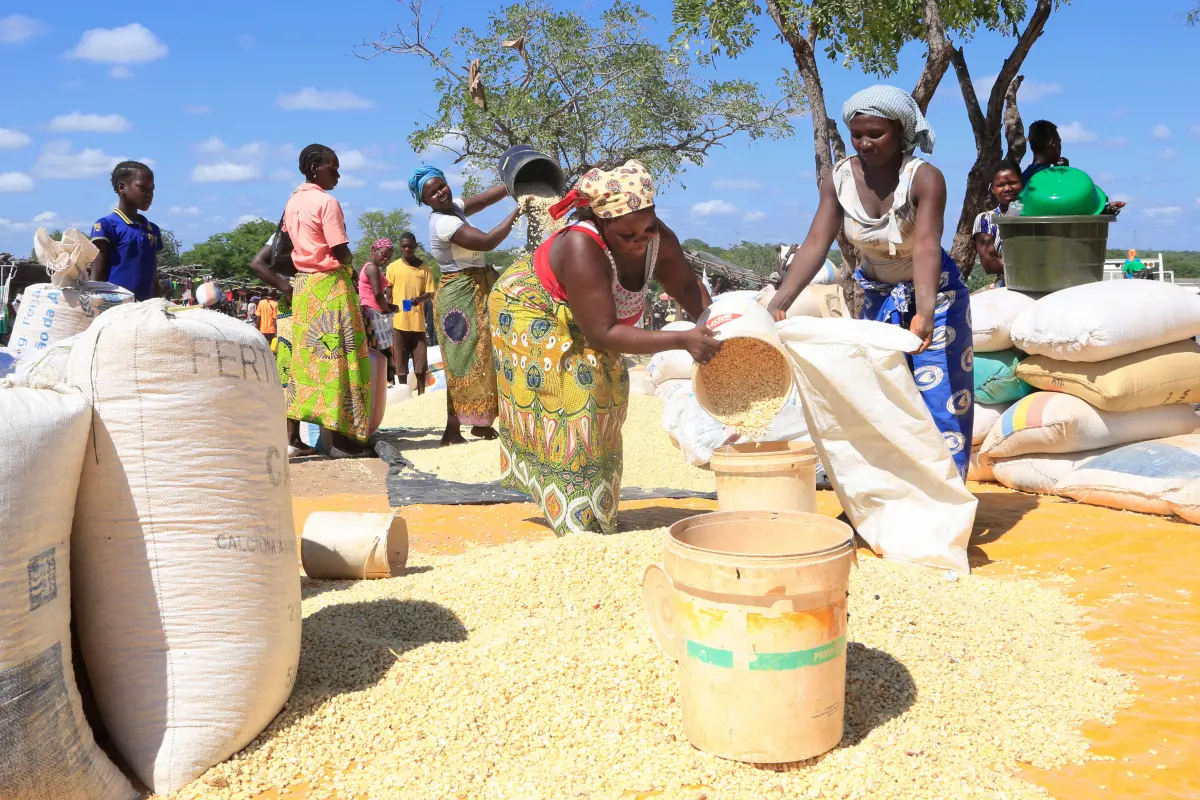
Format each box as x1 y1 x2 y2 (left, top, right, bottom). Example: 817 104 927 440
549 160 656 220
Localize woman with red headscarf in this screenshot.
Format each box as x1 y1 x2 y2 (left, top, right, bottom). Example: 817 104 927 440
488 160 719 535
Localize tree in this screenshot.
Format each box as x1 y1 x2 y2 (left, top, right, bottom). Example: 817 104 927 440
355 208 416 265
1189 2 1199 24
358 0 798 187
158 229 182 270
671 0 1056 274
680 238 777 276
180 219 276 282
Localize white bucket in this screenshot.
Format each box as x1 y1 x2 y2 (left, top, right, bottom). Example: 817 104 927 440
691 296 794 425
301 511 409 580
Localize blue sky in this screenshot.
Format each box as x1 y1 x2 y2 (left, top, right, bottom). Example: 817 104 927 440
0 0 1197 260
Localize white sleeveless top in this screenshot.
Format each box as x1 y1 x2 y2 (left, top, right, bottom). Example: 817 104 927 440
833 155 927 284
572 221 658 327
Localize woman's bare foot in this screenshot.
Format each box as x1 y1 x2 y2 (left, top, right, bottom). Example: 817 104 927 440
441 424 467 447
470 426 498 440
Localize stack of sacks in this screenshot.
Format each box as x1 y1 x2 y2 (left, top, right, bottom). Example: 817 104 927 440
967 288 1036 480
647 321 696 405
978 392 1198 494
978 281 1200 508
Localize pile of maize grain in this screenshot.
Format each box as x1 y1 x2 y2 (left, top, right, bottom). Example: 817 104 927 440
518 182 567 248
168 531 1131 800
696 337 792 437
382 390 714 493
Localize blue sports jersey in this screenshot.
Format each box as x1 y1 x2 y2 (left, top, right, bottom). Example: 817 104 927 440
91 209 162 300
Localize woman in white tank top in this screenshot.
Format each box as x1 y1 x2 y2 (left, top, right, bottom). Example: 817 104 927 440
766 85 974 481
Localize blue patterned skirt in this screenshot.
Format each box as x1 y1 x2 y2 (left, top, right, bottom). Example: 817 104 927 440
856 252 974 480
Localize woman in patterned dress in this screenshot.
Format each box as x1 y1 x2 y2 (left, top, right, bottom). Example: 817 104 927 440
488 161 719 535
767 85 974 480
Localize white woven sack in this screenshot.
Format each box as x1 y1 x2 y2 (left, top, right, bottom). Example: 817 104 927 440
0 383 135 800
653 378 692 404
980 392 1199 459
9 282 134 359
970 288 1035 352
1053 435 1200 521
66 302 301 794
972 402 1012 446
1010 280 1200 363
647 322 695 386
779 317 977 572
991 449 1110 495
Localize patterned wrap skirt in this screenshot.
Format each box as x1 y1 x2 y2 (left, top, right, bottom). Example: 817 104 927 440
488 257 628 535
856 251 975 480
435 267 499 426
285 268 372 442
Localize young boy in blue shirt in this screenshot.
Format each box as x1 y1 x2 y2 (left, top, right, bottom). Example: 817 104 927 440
90 161 162 300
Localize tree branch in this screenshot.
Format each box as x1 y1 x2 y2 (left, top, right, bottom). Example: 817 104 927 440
984 0 1053 128
1003 75 1027 164
950 46 987 153
911 0 952 113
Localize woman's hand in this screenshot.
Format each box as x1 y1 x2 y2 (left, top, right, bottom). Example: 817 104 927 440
909 312 933 354
683 325 722 364
766 301 787 323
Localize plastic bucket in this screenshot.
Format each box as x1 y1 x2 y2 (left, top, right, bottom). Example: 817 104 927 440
301 511 409 580
691 296 794 424
643 510 854 763
995 215 1113 292
498 145 566 198
709 441 819 513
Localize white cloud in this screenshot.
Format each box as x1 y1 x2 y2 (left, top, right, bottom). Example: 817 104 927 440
338 175 367 188
692 200 738 216
1143 206 1182 218
48 112 131 133
0 14 43 43
712 178 762 191
1152 124 1171 140
0 172 35 193
34 141 125 179
168 205 200 216
1160 148 1178 159
33 211 58 223
108 66 134 79
65 23 168 64
379 180 409 191
338 149 388 172
1102 137 1127 149
742 211 766 222
0 128 31 150
184 105 211 115
276 88 373 111
196 136 225 155
235 214 265 225
192 162 261 182
974 75 1063 102
1057 121 1097 144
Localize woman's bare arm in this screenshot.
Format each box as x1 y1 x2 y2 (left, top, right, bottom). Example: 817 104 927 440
249 245 294 296
462 185 510 217
449 208 521 252
908 163 948 353
767 175 844 318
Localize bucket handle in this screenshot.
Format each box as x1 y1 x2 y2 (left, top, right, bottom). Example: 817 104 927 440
642 564 680 661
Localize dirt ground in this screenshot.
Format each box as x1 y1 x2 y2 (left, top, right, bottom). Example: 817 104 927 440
274 457 1199 800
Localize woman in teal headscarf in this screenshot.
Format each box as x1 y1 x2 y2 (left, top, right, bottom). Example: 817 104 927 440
410 166 521 446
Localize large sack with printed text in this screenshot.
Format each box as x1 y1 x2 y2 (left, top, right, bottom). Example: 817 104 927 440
0 382 135 800
65 301 301 794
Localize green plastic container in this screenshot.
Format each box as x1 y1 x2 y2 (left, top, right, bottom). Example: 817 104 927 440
1020 166 1109 216
994 215 1114 293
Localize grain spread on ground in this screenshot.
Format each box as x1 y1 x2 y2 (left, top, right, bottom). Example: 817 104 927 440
697 336 792 437
166 531 1131 800
382 389 715 493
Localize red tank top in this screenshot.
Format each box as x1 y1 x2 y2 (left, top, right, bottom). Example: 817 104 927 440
533 224 647 326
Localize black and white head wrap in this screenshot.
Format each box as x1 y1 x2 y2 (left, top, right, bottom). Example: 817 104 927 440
843 85 936 155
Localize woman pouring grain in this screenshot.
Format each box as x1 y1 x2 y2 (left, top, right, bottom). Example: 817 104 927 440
767 86 974 479
489 161 719 534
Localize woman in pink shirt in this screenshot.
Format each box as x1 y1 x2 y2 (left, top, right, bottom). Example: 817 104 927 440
358 237 398 381
278 144 372 457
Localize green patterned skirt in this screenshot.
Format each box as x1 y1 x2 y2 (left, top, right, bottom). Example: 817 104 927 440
284 269 371 442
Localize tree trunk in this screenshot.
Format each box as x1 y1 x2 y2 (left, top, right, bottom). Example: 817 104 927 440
911 0 953 113
1002 75 1028 164
765 1 862 314
945 0 1054 275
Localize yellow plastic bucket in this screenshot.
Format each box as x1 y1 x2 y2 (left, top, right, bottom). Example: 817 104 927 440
709 441 819 513
643 510 854 763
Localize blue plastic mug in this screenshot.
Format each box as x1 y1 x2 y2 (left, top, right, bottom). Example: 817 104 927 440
402 299 413 312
